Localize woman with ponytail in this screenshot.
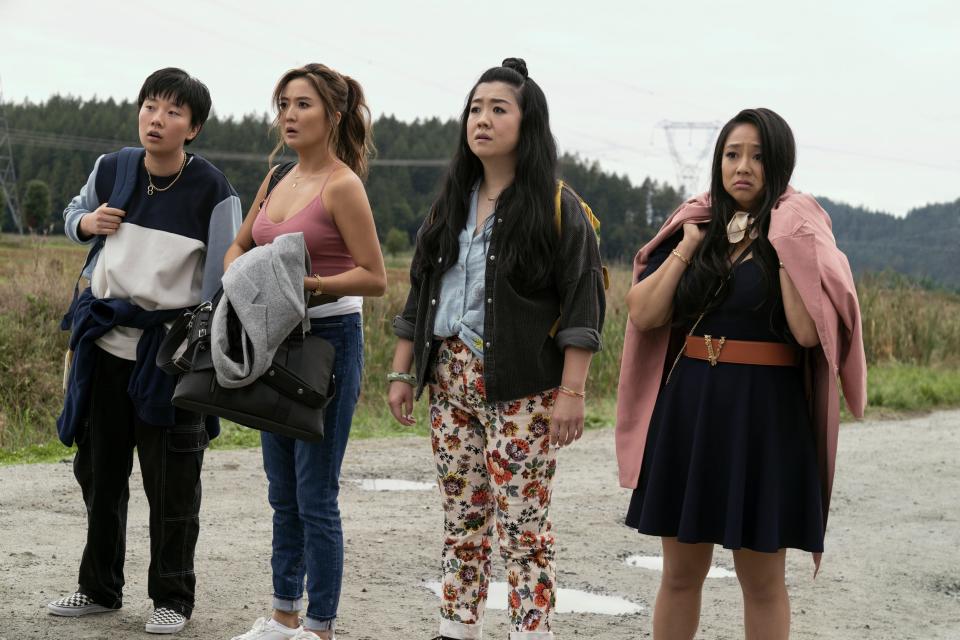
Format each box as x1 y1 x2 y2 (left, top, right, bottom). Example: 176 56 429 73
388 58 605 640
616 108 865 639
226 63 386 640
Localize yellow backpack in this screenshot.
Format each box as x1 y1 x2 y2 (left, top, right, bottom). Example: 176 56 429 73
549 180 610 337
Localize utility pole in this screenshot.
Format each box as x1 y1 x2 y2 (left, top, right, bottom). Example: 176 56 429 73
657 120 722 198
0 76 23 233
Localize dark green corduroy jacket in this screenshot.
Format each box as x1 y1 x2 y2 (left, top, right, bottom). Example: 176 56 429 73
392 187 606 402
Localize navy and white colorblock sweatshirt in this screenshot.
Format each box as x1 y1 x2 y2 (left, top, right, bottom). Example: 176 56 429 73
64 151 242 360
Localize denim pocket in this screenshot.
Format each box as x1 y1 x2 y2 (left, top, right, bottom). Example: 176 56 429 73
310 320 345 332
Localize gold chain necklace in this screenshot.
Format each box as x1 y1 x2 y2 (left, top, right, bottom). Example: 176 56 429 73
146 153 187 196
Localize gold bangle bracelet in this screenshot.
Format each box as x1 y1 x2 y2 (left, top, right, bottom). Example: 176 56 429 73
671 248 691 266
558 385 586 398
312 273 323 294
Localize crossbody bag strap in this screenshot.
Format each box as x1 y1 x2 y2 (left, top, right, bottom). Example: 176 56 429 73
663 242 754 385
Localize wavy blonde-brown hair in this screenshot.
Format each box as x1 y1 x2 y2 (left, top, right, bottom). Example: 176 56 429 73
268 63 374 179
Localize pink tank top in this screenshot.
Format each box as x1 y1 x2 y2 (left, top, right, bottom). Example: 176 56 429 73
252 168 356 276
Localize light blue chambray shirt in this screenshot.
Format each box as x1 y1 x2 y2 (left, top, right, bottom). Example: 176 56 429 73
432 186 494 358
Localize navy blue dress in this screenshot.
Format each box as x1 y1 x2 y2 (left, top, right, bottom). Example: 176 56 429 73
624 236 824 553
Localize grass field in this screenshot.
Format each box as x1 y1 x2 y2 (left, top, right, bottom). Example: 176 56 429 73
2 233 959 464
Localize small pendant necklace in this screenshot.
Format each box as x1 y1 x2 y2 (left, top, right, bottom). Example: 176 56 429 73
145 153 187 196
482 184 502 202
292 163 335 189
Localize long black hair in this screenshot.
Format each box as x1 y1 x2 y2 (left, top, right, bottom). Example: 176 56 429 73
413 57 558 290
674 108 796 326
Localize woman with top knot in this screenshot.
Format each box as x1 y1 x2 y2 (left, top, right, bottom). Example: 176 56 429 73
388 58 606 640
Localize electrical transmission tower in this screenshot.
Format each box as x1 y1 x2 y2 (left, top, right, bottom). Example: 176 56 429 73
657 120 722 197
0 77 23 233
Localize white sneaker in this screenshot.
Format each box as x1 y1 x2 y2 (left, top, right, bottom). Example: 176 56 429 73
47 592 114 617
231 616 303 640
145 607 187 634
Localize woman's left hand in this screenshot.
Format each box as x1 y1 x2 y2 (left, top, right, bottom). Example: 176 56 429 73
549 392 585 448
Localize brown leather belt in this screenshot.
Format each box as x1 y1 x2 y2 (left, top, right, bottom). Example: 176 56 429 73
684 335 800 367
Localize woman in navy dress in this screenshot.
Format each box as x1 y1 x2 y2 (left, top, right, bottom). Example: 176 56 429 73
625 108 822 640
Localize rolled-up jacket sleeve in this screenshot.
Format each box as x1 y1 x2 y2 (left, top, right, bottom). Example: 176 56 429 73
391 308 416 340
553 189 606 352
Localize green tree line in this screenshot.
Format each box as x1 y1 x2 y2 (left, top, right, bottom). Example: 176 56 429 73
4 97 958 288
818 196 960 290
1 96 684 260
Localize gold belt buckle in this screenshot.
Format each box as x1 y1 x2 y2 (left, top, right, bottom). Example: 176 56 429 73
703 334 726 366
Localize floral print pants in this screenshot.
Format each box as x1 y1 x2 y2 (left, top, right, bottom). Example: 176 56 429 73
430 338 558 640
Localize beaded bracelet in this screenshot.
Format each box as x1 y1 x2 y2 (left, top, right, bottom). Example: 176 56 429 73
558 385 586 398
670 248 691 266
387 371 417 386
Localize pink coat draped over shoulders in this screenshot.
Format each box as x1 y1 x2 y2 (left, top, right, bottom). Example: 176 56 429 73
614 187 867 569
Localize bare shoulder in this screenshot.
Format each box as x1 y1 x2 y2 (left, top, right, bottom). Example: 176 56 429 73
326 166 365 198
323 166 370 219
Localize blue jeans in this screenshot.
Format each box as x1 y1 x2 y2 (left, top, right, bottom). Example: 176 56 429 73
260 313 363 631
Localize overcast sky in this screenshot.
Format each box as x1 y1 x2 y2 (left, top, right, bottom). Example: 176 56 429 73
1 0 957 215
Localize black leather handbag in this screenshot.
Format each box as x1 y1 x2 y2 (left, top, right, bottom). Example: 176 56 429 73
156 295 336 442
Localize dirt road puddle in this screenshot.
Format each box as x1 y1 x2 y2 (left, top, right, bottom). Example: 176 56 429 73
350 478 434 491
624 555 736 578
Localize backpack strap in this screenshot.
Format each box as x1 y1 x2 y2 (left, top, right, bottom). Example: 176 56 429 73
554 180 566 234
108 147 145 210
81 147 143 272
62 147 146 331
555 179 602 242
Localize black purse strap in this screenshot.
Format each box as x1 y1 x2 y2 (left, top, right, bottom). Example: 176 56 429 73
155 303 210 375
258 161 296 209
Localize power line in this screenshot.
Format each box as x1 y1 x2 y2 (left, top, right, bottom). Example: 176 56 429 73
656 120 722 196
801 143 960 173
0 77 24 233
7 129 448 167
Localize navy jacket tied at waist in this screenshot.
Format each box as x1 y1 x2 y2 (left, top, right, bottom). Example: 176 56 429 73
57 287 218 446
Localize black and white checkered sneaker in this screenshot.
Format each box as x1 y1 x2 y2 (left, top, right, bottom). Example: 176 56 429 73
47 591 114 617
145 607 187 634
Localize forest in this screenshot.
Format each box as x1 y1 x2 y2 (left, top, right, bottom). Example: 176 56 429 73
1 96 683 262
3 96 958 288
